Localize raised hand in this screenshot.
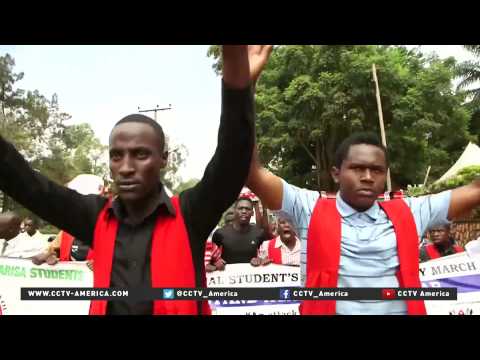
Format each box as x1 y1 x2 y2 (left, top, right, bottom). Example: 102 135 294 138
247 45 273 85
222 45 273 89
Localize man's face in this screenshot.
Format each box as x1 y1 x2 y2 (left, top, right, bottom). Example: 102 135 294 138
430 226 450 246
24 219 37 236
277 218 295 242
109 122 167 203
331 144 387 212
234 200 253 225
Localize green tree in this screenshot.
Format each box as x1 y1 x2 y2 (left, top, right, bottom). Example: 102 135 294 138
207 45 222 75
208 45 473 191
456 45 480 106
1 54 51 211
63 123 108 178
0 53 108 212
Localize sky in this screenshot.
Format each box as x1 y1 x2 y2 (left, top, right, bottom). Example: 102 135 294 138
0 45 477 182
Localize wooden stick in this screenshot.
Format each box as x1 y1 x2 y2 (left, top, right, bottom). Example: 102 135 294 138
423 165 431 187
372 63 392 192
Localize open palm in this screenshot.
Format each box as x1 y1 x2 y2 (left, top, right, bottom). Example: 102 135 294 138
248 45 273 84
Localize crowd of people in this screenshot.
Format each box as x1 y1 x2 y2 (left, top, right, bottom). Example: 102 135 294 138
1 45 480 315
0 194 470 270
203 193 301 271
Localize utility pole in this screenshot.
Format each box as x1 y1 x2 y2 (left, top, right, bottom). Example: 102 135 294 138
138 104 172 122
372 63 392 192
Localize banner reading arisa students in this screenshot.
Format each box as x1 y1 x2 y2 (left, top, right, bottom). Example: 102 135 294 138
0 257 93 315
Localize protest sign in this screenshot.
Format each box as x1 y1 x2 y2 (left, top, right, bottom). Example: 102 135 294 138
0 257 93 315
420 252 480 315
207 263 300 315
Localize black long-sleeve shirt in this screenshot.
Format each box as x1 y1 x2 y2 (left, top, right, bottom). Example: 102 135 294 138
0 82 255 314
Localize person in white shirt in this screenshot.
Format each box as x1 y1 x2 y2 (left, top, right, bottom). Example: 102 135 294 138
251 214 300 267
3 217 49 258
0 212 22 256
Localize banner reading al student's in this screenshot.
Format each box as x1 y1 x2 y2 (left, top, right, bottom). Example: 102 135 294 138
206 263 301 315
0 257 93 315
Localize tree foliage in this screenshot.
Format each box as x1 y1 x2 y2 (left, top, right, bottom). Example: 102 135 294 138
407 165 480 196
456 45 480 105
208 45 474 191
0 53 108 213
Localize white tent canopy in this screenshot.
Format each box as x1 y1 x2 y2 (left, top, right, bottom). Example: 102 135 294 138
67 174 104 195
435 142 480 183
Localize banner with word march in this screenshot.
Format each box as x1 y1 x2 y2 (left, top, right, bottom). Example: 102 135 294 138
420 252 480 315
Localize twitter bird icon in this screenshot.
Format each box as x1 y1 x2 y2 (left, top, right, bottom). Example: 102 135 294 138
163 289 175 299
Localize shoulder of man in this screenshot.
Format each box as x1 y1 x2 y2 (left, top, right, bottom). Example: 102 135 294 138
255 225 270 239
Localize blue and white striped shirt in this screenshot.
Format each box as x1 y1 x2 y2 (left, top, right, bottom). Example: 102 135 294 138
278 180 451 315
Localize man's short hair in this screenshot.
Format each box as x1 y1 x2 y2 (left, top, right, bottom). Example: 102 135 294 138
112 114 166 152
235 196 253 208
335 132 388 168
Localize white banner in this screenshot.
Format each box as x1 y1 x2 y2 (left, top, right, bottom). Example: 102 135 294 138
207 263 300 315
420 252 480 315
0 257 93 315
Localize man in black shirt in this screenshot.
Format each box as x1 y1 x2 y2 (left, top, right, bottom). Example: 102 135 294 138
0 45 273 315
212 197 267 264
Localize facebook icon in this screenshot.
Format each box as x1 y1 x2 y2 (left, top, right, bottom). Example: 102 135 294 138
280 289 291 300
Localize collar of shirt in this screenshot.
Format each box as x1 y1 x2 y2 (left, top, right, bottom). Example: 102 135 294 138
27 230 44 240
108 183 176 222
274 236 301 252
336 191 380 221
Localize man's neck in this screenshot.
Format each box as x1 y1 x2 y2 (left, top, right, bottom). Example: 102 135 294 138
232 222 250 232
123 190 162 225
435 242 451 253
280 236 296 250
338 192 374 213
